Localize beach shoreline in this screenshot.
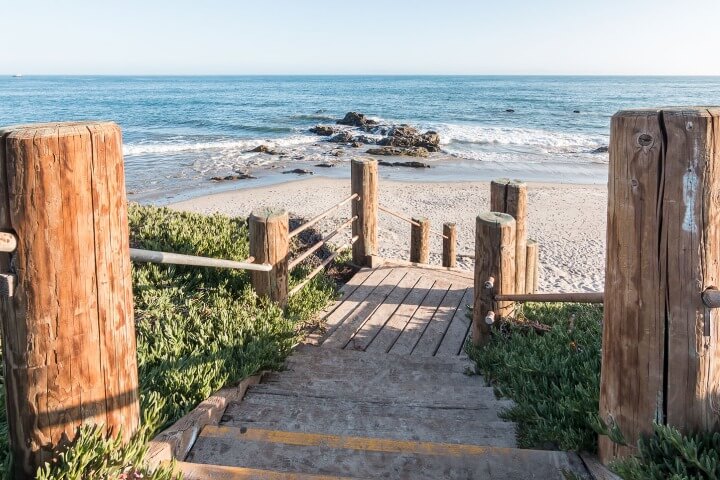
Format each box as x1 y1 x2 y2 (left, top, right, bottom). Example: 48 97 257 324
169 177 607 292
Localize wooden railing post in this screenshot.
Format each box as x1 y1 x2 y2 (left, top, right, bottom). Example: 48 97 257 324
351 158 378 267
0 122 140 477
525 239 539 294
599 108 720 463
442 222 457 268
490 179 527 294
473 212 515 346
410 217 430 264
249 208 289 307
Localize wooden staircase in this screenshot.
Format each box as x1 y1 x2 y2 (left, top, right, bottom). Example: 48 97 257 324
175 264 592 479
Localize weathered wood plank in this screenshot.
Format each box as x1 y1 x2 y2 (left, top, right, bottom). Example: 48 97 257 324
410 217 430 264
322 268 407 349
389 280 451 355
344 269 419 351
411 285 467 356
315 267 394 343
351 159 378 267
364 276 436 354
442 223 457 268
435 288 474 356
249 208 289 306
490 179 528 292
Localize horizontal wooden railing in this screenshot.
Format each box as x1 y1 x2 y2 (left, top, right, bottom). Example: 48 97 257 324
289 194 358 239
129 248 271 272
289 217 357 271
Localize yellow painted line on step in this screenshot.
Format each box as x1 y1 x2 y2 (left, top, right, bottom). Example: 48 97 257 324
176 461 357 480
201 425 515 457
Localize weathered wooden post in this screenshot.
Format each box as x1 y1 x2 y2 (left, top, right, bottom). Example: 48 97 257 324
525 239 539 294
0 122 140 477
490 179 527 293
249 208 289 307
410 217 430 264
351 158 378 267
473 212 516 346
599 108 720 463
442 222 457 268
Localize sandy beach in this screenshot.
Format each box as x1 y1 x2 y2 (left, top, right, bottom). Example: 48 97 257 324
171 178 607 292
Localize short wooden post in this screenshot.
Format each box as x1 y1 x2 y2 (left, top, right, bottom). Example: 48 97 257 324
249 208 289 307
490 179 527 294
0 122 140 477
599 108 720 463
351 158 378 267
473 212 516 346
410 217 430 264
525 239 539 293
442 222 457 268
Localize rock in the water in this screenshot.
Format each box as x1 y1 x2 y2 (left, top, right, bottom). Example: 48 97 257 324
329 131 354 143
351 141 362 148
592 146 609 154
506 109 515 113
353 135 377 145
336 111 378 129
331 150 343 156
211 173 257 181
573 110 581 114
248 145 278 154
377 160 431 168
283 169 314 175
315 162 335 168
377 125 440 152
366 146 430 158
309 125 336 136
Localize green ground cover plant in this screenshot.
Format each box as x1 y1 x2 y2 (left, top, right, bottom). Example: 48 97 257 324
469 302 720 479
0 204 340 479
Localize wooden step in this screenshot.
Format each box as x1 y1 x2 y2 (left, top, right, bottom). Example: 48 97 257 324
175 461 360 480
224 395 516 446
185 426 588 480
290 344 472 368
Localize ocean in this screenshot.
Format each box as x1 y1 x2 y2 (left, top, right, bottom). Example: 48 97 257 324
1 75 719 203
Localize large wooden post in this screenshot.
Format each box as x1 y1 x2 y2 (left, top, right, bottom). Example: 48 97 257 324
0 122 140 477
490 179 527 293
473 212 515 346
351 158 378 267
600 108 720 463
442 222 457 268
410 217 430 264
249 208 289 307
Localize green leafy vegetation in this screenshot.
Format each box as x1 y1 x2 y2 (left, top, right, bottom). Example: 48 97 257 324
469 302 720 479
468 303 602 452
0 204 340 479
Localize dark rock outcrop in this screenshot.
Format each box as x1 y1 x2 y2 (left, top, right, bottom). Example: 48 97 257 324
315 162 335 167
592 146 609 154
505 109 515 113
309 125 336 136
336 111 378 129
211 173 257 181
378 160 431 168
377 125 440 152
366 146 430 158
353 135 378 145
283 169 314 175
248 145 278 154
328 131 354 143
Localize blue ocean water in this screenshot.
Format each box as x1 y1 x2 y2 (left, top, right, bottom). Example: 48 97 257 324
1 75 719 202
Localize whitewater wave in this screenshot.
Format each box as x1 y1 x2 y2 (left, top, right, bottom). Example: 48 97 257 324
123 135 318 156
429 123 607 154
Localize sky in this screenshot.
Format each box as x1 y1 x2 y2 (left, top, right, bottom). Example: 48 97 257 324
2 0 720 76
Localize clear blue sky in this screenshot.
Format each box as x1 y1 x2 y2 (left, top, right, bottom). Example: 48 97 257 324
2 0 719 75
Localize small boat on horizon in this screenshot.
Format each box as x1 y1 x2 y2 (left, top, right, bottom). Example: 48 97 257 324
12 74 22 78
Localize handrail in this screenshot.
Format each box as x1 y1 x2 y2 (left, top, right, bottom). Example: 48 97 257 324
494 292 604 303
288 236 358 297
378 205 448 239
289 216 357 271
289 193 359 239
129 248 272 272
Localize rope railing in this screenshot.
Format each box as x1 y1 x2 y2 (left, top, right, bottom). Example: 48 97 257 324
289 216 357 271
289 236 358 297
129 248 272 272
289 193 359 239
378 204 448 239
